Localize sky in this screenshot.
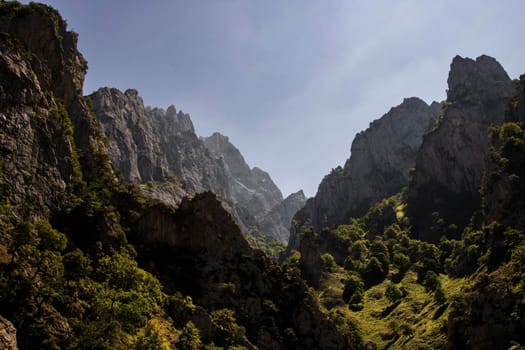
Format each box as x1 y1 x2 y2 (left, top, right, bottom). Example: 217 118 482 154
26 0 525 197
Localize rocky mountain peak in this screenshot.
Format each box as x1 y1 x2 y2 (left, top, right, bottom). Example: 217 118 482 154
201 133 284 217
447 55 511 103
157 104 195 134
124 88 139 97
407 55 515 241
202 132 251 179
91 88 299 242
289 96 438 245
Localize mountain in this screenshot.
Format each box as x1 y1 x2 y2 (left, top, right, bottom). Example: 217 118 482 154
131 192 348 349
89 87 230 204
288 97 439 252
0 3 350 349
201 132 283 219
407 55 515 241
201 132 307 242
90 87 304 242
281 55 525 349
258 190 307 242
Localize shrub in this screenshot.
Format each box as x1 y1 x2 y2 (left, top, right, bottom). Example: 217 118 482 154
393 252 411 274
385 283 403 304
423 271 441 293
321 252 337 272
177 321 202 350
363 256 387 288
342 273 364 303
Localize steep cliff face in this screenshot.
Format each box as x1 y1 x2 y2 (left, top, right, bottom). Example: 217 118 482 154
90 87 230 199
88 88 169 183
0 2 106 220
288 97 438 251
407 55 515 241
137 192 252 259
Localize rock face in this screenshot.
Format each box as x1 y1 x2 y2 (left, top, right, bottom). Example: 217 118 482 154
0 316 16 350
201 132 307 241
288 97 438 251
90 87 230 197
258 190 307 242
91 88 302 242
407 55 515 241
201 132 284 219
138 192 252 259
0 2 107 220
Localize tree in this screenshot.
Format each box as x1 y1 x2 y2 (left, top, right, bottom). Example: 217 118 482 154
423 271 441 292
177 321 202 350
342 273 364 303
363 256 386 288
385 283 403 304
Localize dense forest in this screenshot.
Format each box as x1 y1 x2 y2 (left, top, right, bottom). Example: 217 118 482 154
0 2 524 350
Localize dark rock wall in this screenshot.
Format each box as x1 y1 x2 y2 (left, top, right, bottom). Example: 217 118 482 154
407 55 515 241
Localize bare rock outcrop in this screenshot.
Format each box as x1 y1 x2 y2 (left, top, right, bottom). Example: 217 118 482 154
407 55 515 241
0 2 108 220
0 316 16 350
90 87 230 198
201 132 283 218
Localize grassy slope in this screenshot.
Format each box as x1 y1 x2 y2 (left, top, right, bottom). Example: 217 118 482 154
317 265 470 349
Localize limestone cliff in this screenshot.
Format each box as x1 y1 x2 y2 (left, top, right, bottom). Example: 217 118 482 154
201 132 306 241
407 55 515 241
90 87 230 199
288 97 438 251
0 2 108 220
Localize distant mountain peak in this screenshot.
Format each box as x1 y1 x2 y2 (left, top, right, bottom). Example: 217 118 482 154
447 54 510 103
289 95 439 244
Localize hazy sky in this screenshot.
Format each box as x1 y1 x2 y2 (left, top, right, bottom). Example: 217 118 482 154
29 0 525 197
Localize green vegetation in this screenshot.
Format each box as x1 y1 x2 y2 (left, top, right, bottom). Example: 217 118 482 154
244 230 286 259
301 120 525 347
